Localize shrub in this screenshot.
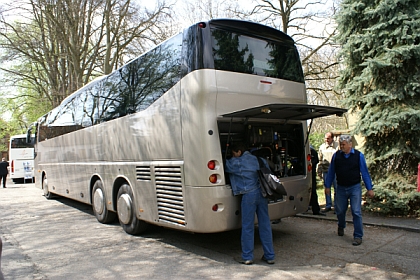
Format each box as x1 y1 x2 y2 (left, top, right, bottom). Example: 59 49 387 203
363 175 420 217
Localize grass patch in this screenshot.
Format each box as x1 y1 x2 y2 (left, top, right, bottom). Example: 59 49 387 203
316 182 326 206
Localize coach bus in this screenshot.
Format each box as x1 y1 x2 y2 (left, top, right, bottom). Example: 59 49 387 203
27 19 346 235
9 134 35 183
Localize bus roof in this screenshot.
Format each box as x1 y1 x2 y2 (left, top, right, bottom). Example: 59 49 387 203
10 134 28 139
209 19 294 44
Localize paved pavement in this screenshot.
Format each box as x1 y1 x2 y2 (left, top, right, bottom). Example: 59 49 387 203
297 207 420 233
1 181 420 279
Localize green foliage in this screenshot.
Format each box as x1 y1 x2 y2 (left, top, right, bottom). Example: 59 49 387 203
363 175 420 217
335 0 420 216
0 85 51 134
309 132 324 151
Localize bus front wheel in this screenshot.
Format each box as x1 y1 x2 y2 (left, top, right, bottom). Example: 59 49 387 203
116 184 147 235
92 180 116 224
42 176 54 199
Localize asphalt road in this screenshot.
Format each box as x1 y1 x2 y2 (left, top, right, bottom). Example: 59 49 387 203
0 181 419 280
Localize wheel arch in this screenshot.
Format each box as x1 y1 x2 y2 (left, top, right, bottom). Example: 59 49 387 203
41 171 47 189
89 174 102 205
112 176 132 212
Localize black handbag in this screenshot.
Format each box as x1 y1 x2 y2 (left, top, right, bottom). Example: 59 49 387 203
257 157 287 200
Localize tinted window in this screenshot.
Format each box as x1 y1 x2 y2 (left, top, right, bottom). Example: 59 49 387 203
38 33 182 141
99 35 182 122
11 137 34 148
211 28 304 83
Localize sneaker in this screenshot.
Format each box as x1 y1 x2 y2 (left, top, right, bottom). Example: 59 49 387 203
352 238 362 246
240 259 253 265
338 227 344 236
261 255 275 265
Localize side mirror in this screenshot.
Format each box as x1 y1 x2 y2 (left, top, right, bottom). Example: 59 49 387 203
26 128 32 144
26 122 37 144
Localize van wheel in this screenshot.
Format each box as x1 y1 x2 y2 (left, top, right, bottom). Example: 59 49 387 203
42 176 54 199
92 180 116 224
117 184 147 235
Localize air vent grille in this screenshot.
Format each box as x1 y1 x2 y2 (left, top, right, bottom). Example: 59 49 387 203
155 166 185 227
136 166 151 181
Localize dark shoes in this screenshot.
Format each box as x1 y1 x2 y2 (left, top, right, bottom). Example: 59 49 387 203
313 212 326 216
262 256 275 265
238 256 275 265
352 238 362 246
336 228 362 245
321 207 332 213
240 259 253 265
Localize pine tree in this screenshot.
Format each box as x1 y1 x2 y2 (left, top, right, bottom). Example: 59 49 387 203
335 0 420 216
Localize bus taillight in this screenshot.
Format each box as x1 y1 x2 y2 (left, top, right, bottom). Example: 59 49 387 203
308 164 313 172
11 160 14 173
307 154 312 172
212 203 224 212
207 160 216 170
209 174 218 184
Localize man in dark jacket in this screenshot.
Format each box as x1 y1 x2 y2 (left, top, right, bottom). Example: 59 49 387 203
324 135 374 246
0 158 9 188
310 146 325 216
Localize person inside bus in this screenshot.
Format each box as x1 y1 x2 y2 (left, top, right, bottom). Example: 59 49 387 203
324 135 374 246
225 142 275 265
0 158 9 188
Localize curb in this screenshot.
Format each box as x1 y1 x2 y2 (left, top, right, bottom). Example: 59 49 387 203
295 213 420 233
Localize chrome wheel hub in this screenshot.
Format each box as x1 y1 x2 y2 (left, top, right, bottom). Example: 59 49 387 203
117 193 132 225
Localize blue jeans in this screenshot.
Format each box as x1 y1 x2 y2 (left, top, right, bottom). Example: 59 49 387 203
336 183 363 239
323 172 337 209
241 188 275 261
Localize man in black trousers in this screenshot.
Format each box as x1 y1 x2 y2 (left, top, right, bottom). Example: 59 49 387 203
310 146 326 216
0 158 9 188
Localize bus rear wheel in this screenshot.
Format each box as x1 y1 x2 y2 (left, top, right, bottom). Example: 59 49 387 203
116 183 147 235
92 180 116 224
42 176 54 199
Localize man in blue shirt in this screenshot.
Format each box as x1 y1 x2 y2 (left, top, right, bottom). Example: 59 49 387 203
225 142 275 265
324 135 374 246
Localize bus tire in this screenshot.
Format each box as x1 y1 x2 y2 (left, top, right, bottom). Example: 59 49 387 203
117 183 147 235
42 176 54 199
92 180 116 224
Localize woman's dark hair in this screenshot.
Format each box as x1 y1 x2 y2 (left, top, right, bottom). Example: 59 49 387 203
230 142 246 153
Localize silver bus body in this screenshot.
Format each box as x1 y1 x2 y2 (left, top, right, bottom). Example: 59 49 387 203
29 19 346 235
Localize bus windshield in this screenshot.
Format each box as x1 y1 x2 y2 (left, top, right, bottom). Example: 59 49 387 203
211 28 304 83
11 136 34 149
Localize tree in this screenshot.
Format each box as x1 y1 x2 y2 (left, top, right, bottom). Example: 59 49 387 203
0 0 174 118
176 0 242 26
246 0 348 132
335 0 420 216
